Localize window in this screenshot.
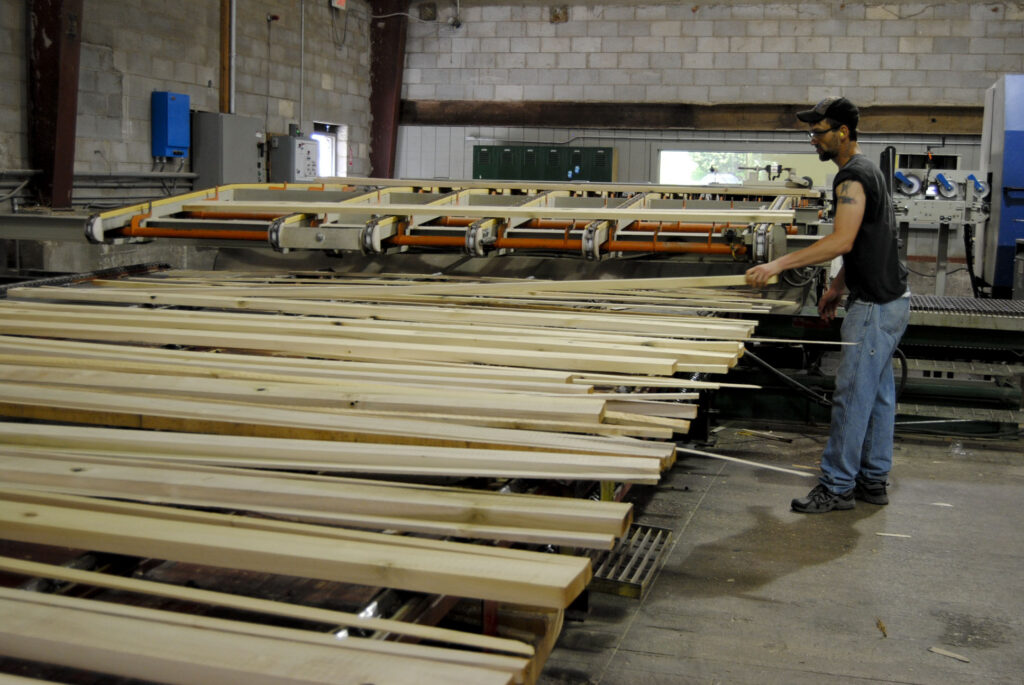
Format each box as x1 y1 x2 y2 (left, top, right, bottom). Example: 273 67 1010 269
312 122 349 178
658 150 827 186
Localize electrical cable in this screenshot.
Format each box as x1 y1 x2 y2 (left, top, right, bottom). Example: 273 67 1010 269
893 346 908 400
782 265 818 287
370 11 433 21
742 348 834 408
0 179 29 202
743 345 910 409
906 265 966 278
331 1 350 48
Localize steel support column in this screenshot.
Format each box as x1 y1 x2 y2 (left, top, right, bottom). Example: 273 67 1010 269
219 0 231 113
368 0 409 178
27 0 84 209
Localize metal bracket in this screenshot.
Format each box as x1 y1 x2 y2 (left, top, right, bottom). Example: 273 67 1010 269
267 217 286 250
464 219 496 257
84 214 104 243
361 217 383 255
582 220 608 261
360 217 401 255
752 225 769 262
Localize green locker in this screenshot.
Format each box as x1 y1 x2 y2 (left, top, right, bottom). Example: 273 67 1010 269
566 148 585 180
585 147 615 182
473 146 500 179
496 146 520 179
521 146 545 180
541 147 567 181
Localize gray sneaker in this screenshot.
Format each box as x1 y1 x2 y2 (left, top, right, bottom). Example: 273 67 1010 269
792 484 855 513
854 478 889 505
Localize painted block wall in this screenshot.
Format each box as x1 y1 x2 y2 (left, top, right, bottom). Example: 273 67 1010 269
402 1 1024 106
0 1 27 170
0 0 372 175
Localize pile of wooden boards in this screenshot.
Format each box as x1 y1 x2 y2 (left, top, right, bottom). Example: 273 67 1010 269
0 269 765 684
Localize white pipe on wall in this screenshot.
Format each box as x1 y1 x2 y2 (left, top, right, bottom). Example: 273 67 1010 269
299 0 306 134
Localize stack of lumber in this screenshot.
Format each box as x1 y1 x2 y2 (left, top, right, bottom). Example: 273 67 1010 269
0 269 764 684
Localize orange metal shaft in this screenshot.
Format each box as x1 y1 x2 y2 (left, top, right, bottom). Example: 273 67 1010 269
118 227 268 241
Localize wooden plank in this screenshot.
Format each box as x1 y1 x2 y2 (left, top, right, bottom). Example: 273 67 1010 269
6 289 757 339
0 487 597 566
604 400 698 420
570 373 759 390
0 416 671 460
75 273 772 299
299 174 822 198
0 556 534 657
0 320 685 375
1 299 758 347
0 494 592 609
0 336 586 391
0 365 608 423
0 422 667 482
0 351 593 398
0 588 519 685
603 411 691 434
0 451 631 547
0 311 740 371
0 304 744 367
179 201 794 225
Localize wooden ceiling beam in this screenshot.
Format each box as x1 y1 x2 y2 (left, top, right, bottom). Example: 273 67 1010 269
400 100 983 135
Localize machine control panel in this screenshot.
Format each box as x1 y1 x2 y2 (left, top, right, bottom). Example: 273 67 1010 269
270 136 320 183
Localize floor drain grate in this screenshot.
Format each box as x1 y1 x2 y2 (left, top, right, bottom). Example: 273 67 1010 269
585 523 672 599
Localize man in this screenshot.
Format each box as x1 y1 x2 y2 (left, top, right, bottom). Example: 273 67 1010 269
745 96 909 513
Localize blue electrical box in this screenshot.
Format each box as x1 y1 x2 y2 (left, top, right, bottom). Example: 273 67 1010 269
152 91 190 158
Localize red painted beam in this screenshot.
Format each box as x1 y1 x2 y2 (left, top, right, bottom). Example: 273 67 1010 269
369 0 409 178
27 0 84 208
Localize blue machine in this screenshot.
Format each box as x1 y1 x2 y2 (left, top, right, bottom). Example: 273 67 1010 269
982 74 1024 297
151 91 190 159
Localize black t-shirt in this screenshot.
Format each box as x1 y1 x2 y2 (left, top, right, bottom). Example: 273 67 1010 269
833 155 908 303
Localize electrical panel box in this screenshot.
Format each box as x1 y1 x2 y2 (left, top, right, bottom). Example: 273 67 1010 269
473 145 615 182
269 136 320 182
151 91 190 158
191 111 265 189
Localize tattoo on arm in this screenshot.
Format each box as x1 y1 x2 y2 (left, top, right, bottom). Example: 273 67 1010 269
837 180 857 205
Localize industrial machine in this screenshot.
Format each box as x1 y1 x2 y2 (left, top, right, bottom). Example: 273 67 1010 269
82 177 818 265
889 158 990 297
980 73 1024 298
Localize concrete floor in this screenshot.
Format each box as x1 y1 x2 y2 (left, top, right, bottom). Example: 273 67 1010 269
539 425 1024 685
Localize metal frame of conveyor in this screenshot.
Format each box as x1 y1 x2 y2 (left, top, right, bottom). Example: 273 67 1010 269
890 166 991 297
79 177 819 263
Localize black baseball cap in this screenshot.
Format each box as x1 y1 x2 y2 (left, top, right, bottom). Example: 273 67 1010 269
797 96 859 130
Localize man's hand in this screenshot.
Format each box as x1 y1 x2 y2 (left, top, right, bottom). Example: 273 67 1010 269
818 287 843 321
745 261 780 288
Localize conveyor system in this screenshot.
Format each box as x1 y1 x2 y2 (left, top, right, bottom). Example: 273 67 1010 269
80 177 820 264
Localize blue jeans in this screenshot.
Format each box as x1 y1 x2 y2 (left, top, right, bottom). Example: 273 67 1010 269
820 295 910 493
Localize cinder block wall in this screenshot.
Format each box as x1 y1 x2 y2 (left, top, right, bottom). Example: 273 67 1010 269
0 1 26 170
403 1 1024 105
1 0 372 174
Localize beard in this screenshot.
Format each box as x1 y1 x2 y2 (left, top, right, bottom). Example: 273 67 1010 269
817 147 837 162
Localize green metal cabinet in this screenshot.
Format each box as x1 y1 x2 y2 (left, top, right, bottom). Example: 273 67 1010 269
473 145 616 182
